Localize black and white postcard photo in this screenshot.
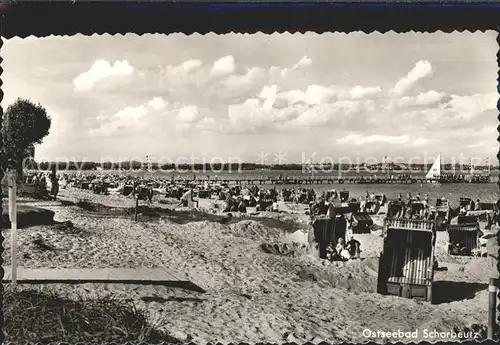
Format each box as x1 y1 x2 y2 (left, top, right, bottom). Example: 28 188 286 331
1 30 499 344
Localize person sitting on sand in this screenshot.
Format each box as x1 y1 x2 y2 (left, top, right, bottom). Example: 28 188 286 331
233 197 242 212
326 244 336 262
223 198 233 212
469 199 475 212
309 201 317 215
335 238 344 253
338 238 351 261
272 198 279 212
422 196 428 208
459 205 467 215
31 174 39 189
178 188 197 208
475 199 481 211
40 174 46 186
238 200 247 213
335 238 349 260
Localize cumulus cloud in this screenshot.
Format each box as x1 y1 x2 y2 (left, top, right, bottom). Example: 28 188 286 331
390 60 433 96
90 97 167 137
90 105 148 137
114 105 148 121
349 86 383 100
337 134 411 145
177 106 200 123
210 56 236 77
223 67 266 90
175 105 218 132
466 141 485 149
156 59 208 92
445 93 497 120
218 56 313 101
415 90 448 105
179 59 203 73
411 138 429 147
223 93 375 133
385 90 449 110
228 99 265 130
80 53 494 157
278 85 337 105
146 97 167 110
225 97 304 132
207 68 496 137
291 101 362 127
259 85 279 100
278 56 314 77
162 59 203 78
196 117 218 131
398 92 497 131
73 60 134 92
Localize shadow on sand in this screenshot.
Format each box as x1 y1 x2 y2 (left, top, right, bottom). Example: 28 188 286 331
432 281 488 304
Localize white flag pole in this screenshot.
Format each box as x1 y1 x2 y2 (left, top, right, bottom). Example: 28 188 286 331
8 170 18 286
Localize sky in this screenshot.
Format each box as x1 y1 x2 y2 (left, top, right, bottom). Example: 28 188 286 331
2 32 498 166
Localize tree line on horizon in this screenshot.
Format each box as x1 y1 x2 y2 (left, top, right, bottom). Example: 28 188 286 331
26 161 496 172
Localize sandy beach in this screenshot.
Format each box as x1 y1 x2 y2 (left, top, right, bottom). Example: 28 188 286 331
2 186 492 344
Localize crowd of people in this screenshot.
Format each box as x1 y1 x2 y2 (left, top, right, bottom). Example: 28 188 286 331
27 171 60 200
22 170 498 264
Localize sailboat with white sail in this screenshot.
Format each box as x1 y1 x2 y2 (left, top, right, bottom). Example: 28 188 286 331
425 153 442 183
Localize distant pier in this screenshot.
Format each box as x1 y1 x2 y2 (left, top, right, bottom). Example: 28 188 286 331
172 175 496 185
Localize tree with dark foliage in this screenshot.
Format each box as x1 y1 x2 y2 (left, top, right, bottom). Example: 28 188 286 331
1 98 51 180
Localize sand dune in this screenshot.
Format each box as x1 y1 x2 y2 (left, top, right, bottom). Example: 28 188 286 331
2 188 491 343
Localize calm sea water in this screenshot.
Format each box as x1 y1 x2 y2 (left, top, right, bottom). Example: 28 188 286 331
72 168 497 179
275 183 499 206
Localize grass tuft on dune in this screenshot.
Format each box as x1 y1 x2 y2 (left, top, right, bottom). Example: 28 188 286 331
3 285 181 344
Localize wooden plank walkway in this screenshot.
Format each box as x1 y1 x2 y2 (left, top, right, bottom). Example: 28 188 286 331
2 267 205 293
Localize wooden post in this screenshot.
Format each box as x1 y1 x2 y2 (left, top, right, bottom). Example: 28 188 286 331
134 196 139 222
8 170 18 286
488 277 497 339
487 236 499 339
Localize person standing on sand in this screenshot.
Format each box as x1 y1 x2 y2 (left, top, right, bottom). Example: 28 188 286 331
346 236 361 259
326 198 335 218
50 173 59 200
